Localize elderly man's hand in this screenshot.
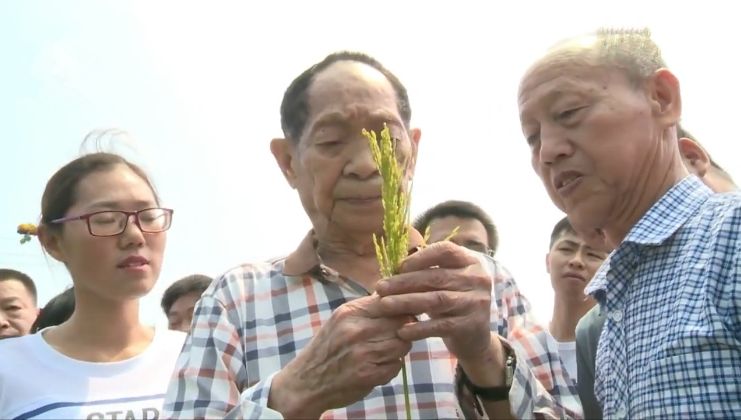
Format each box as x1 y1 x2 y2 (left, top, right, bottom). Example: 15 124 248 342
375 242 506 384
268 294 412 418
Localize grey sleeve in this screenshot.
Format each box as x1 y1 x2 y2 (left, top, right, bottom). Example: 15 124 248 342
575 306 605 419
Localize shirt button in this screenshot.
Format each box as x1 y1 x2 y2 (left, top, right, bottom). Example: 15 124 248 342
609 309 623 322
616 404 627 418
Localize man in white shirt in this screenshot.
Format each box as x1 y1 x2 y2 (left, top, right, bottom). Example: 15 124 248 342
545 217 608 383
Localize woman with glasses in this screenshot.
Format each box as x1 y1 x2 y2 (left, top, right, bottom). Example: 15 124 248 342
0 152 185 420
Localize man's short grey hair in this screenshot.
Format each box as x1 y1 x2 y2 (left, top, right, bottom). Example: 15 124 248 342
549 27 667 86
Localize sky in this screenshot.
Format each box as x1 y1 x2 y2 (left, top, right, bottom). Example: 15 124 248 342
1 0 739 328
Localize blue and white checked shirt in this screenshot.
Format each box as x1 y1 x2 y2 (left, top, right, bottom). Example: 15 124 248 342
585 175 741 418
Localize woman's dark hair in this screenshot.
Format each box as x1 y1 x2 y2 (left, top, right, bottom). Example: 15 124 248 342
41 152 159 230
31 287 75 332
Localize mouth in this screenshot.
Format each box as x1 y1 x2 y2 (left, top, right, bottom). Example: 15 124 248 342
339 195 382 205
116 255 150 269
553 171 584 195
563 272 587 282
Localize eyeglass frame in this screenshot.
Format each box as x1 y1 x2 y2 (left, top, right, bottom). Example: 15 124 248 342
50 208 174 237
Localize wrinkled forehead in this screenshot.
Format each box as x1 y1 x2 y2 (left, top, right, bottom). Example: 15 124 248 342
519 48 602 99
307 61 400 121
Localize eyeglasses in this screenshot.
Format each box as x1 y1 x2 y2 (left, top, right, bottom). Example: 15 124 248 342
51 208 174 237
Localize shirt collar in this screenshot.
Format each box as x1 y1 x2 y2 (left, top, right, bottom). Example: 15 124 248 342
585 175 712 298
282 228 427 277
622 175 712 246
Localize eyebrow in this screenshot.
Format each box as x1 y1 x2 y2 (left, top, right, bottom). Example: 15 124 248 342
0 297 22 305
86 200 157 211
556 239 579 247
519 84 588 121
310 110 403 136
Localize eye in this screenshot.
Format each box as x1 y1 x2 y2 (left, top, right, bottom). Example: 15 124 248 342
526 133 540 147
588 253 605 259
316 139 343 148
90 212 119 224
555 107 585 123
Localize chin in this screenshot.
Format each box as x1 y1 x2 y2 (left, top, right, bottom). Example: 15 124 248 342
333 213 384 233
111 278 156 300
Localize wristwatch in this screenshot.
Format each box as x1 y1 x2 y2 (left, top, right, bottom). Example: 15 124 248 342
460 345 516 402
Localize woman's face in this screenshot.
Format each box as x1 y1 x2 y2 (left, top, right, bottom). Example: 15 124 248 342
46 164 168 302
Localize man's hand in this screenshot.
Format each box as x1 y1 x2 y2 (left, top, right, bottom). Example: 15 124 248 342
375 242 507 386
268 294 412 418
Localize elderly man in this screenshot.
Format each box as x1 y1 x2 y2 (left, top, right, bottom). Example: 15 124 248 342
518 28 741 418
165 52 578 419
574 127 738 418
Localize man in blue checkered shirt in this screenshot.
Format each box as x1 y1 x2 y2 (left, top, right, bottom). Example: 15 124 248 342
517 28 741 418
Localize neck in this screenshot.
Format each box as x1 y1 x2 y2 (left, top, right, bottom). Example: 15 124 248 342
603 157 688 248
549 294 595 342
55 288 152 360
315 227 383 291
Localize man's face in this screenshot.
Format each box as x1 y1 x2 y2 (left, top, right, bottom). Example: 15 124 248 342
0 279 38 339
546 231 608 298
284 61 419 235
427 216 491 255
166 291 202 333
518 52 668 235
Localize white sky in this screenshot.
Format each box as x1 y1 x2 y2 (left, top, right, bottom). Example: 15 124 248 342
1 0 739 328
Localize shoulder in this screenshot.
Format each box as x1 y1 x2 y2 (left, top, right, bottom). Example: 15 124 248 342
575 306 604 342
685 192 741 258
0 335 40 412
203 259 288 305
156 329 187 349
0 335 37 368
696 191 741 230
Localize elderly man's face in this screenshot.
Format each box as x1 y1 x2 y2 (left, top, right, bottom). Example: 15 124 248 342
280 61 419 234
517 55 666 234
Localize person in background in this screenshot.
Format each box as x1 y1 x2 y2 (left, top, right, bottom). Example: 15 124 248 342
0 268 39 339
0 152 185 419
161 274 212 332
413 200 499 257
545 217 607 384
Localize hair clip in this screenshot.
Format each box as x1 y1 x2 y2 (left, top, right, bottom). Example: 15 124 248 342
17 223 38 244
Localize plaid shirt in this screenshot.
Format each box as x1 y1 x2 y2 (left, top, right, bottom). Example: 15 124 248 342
586 176 741 418
163 232 580 419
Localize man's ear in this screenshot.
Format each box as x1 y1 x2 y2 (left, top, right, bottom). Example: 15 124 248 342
545 252 552 274
406 128 422 176
270 138 299 189
648 68 682 128
37 225 65 264
678 137 710 179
